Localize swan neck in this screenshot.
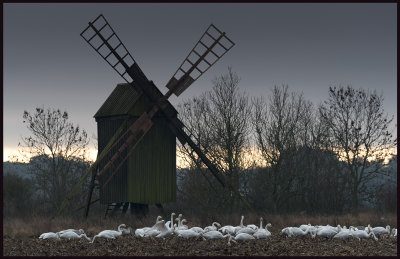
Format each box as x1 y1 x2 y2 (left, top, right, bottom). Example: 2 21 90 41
170 214 175 230
178 215 182 227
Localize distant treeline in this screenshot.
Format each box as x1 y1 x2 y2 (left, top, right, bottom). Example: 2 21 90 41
173 153 396 219
4 155 396 218
3 155 92 218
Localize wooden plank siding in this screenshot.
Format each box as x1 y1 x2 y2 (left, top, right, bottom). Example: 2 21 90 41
96 116 129 203
95 83 177 205
127 117 176 204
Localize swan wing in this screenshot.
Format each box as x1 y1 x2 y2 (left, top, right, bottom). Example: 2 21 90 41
235 233 255 241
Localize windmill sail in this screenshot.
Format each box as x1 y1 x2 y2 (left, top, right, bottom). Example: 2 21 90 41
165 24 235 96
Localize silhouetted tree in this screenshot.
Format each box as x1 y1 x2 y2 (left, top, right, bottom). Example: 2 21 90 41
319 86 396 210
177 67 253 212
19 107 91 214
252 85 309 213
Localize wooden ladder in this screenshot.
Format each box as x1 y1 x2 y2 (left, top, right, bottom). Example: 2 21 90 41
104 202 131 217
104 202 122 217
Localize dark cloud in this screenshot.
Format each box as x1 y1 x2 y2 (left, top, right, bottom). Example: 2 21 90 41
3 3 396 156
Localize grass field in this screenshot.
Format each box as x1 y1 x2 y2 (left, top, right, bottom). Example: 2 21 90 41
3 228 397 256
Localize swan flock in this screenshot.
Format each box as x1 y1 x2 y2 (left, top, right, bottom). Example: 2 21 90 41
39 214 397 245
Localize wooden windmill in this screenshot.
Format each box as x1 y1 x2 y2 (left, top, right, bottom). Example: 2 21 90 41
56 14 240 217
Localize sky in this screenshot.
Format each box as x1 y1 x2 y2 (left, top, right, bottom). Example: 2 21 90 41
3 3 397 162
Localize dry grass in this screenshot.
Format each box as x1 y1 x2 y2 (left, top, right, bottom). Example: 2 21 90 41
3 210 396 238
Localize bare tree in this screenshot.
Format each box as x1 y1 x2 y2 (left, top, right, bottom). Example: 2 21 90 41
177 67 253 212
319 86 396 210
19 107 91 214
252 85 309 213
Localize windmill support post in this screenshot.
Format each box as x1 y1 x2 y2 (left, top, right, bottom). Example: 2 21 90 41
84 167 98 217
55 118 129 218
121 202 129 214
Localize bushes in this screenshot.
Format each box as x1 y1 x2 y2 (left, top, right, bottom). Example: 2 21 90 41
370 180 397 213
175 152 396 217
3 173 37 218
3 156 92 217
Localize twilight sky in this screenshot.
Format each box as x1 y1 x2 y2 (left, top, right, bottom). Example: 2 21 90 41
3 3 397 161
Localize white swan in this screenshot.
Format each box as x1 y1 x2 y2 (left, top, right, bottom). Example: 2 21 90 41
178 229 201 239
246 218 259 230
39 232 55 239
284 227 312 237
117 224 126 231
219 225 236 235
315 227 338 239
140 216 164 237
175 214 188 230
135 216 162 237
315 225 340 233
181 219 188 229
201 230 230 240
166 213 176 230
253 219 271 239
369 225 390 237
190 226 205 234
334 225 342 232
281 227 293 237
299 224 311 232
60 231 91 241
90 231 116 243
153 215 164 225
390 228 397 237
57 229 85 235
351 228 378 241
176 218 188 230
135 228 148 237
91 224 125 243
204 222 221 232
338 225 354 233
254 217 265 231
156 225 174 239
236 226 257 235
234 215 245 233
39 232 60 240
156 216 175 239
234 233 255 241
333 230 352 240
143 228 161 237
121 226 132 236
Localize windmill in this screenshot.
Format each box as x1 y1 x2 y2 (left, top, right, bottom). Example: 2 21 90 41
56 14 248 218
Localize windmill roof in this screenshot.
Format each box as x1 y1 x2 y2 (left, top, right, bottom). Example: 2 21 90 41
94 82 178 118
94 83 141 118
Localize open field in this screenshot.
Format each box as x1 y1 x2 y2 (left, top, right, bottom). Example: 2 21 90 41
3 230 397 256
3 212 397 256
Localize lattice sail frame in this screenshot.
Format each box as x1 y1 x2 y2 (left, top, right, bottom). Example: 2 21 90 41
80 14 138 83
165 24 235 96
